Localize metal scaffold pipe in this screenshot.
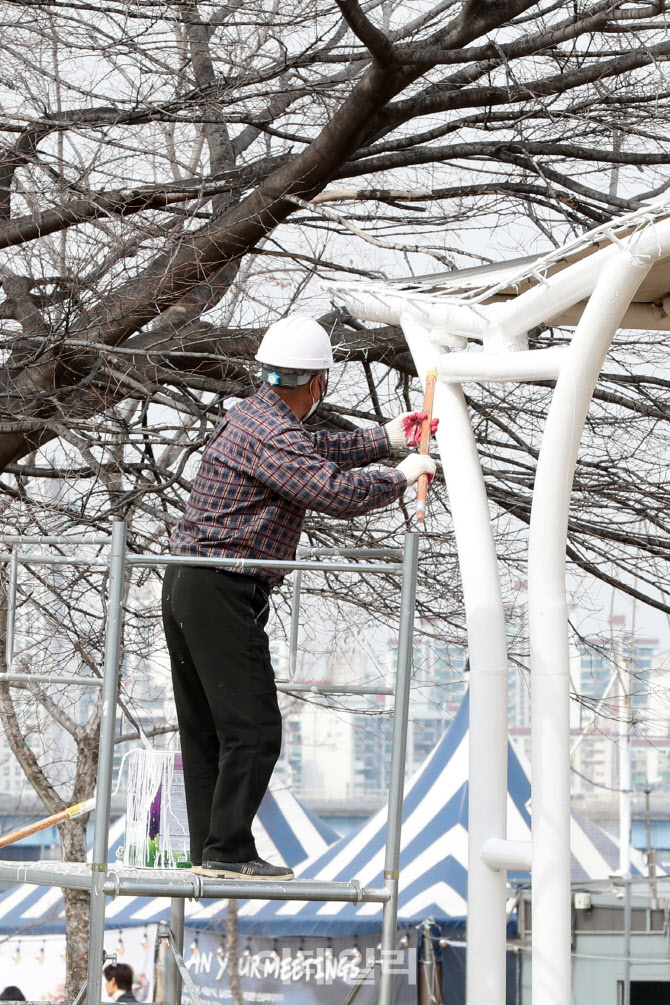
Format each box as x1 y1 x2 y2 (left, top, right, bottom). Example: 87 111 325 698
288 569 302 679
276 682 394 695
5 548 19 670
128 553 404 574
378 531 419 1005
86 519 127 1004
1 536 112 546
166 898 185 1005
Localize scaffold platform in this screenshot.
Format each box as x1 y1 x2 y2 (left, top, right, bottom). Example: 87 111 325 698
0 859 391 904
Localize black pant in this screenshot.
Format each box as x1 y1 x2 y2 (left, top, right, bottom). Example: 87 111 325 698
161 565 282 865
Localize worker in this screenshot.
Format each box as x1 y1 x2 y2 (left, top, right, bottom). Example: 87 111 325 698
162 315 437 880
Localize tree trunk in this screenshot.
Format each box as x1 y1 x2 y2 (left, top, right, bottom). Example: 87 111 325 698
226 900 243 1005
59 816 90 1000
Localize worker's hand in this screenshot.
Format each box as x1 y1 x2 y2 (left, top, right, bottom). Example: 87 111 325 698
396 454 437 487
385 411 440 449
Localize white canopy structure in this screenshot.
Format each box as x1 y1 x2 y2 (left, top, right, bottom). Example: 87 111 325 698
325 198 670 1005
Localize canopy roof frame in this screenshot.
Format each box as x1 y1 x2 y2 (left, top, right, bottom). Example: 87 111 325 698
326 194 670 349
326 201 670 1005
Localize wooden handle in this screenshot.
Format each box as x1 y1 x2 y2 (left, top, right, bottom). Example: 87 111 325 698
417 369 438 524
0 797 95 849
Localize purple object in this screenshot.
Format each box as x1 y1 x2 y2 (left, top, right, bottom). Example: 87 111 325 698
149 789 161 840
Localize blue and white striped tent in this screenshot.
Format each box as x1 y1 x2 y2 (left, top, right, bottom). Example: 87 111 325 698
0 780 339 935
232 691 651 937
0 693 650 938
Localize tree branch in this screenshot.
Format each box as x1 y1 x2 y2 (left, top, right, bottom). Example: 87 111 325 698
377 37 670 130
335 0 399 66
0 169 282 251
338 139 670 181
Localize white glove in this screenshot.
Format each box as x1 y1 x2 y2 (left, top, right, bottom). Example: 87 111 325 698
396 454 436 487
385 411 439 449
386 413 412 449
385 412 437 452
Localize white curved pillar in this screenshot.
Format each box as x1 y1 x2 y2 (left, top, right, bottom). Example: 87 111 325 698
528 250 654 1005
401 317 509 1005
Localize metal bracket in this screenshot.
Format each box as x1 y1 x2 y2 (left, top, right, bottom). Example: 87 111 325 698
71 981 87 1005
159 924 205 1005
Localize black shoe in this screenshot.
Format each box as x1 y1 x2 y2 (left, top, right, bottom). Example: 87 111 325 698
192 858 294 881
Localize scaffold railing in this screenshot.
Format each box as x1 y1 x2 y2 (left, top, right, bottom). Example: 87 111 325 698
0 522 420 1005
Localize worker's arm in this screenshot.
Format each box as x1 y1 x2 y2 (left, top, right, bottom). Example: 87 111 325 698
255 426 406 518
307 426 391 471
308 412 438 470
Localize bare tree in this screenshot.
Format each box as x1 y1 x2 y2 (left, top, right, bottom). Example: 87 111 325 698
2 0 670 991
0 524 172 993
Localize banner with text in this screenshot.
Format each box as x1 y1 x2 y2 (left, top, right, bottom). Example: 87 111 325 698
183 929 418 1005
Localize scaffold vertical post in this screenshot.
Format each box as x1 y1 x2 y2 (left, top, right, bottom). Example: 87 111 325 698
378 531 419 1005
289 570 302 679
167 897 185 1004
87 519 127 1004
5 547 19 670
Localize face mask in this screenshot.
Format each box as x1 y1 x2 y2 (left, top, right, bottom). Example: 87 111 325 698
304 391 320 421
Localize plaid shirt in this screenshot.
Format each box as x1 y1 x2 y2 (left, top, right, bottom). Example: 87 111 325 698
170 384 407 586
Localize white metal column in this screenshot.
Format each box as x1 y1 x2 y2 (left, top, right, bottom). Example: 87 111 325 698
402 319 509 1005
527 250 654 1005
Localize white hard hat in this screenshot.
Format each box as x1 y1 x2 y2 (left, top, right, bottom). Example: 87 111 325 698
255 315 334 371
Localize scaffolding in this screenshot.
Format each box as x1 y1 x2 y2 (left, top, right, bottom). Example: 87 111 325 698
0 522 421 1005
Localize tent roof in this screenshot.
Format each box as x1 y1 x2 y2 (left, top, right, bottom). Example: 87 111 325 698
231 692 652 937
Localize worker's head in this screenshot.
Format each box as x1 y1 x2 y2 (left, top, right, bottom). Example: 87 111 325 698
104 963 134 995
255 315 333 421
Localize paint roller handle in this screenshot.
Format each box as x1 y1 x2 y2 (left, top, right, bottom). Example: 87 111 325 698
0 797 95 849
417 369 438 524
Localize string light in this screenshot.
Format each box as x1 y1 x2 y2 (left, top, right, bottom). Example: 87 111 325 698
11 943 20 964
399 934 410 949
216 943 226 962
141 930 149 950
325 942 334 961
295 944 305 962
35 943 46 964
271 940 280 963
116 931 125 955
438 937 449 948
190 934 200 956
351 945 362 966
243 943 252 960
